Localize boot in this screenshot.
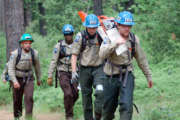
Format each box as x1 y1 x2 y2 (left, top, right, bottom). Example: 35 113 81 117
94 112 102 120
66 117 73 120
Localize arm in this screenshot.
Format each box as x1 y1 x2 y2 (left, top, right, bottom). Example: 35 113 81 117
134 36 152 86
48 43 60 78
34 50 41 82
71 54 78 72
71 32 82 70
99 38 118 59
8 52 18 83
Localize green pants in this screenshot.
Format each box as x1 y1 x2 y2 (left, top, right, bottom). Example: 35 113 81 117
79 65 105 120
102 72 135 120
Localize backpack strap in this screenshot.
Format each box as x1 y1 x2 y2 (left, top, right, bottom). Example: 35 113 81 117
16 48 22 66
30 48 35 66
58 40 67 59
129 32 136 58
97 32 103 45
80 30 88 52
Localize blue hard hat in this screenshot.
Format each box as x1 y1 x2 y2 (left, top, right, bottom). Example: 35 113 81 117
62 24 74 35
83 14 100 28
115 11 135 26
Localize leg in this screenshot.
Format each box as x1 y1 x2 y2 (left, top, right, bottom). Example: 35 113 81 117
102 76 119 120
12 80 24 118
24 77 34 119
92 66 105 120
79 66 93 120
59 71 78 119
119 72 135 120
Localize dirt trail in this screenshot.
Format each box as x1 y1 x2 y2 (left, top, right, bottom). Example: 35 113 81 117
0 107 64 120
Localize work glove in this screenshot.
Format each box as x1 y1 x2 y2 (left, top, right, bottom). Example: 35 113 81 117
71 72 79 84
148 80 153 88
47 78 53 86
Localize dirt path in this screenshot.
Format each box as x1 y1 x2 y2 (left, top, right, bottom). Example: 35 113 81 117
0 106 65 120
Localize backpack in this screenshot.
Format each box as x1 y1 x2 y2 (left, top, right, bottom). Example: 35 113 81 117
16 47 35 66
80 30 103 52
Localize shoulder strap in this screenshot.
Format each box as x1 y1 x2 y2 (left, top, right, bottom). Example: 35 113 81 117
16 48 22 65
129 32 136 58
97 32 103 45
30 48 35 66
59 40 66 59
80 30 88 52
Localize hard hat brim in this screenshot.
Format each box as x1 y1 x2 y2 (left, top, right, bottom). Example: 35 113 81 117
115 20 135 26
83 22 100 28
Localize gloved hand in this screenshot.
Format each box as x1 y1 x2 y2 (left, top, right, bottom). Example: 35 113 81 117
71 72 79 84
47 78 53 86
148 80 153 88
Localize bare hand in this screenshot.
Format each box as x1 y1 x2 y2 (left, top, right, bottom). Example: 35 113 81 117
13 82 20 89
37 81 41 86
148 80 153 88
47 78 53 86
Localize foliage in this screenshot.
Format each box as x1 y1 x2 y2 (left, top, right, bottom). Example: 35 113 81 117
0 0 180 119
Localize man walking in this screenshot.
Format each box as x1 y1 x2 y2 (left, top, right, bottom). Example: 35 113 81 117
47 24 79 120
8 33 41 120
71 14 105 120
99 11 153 120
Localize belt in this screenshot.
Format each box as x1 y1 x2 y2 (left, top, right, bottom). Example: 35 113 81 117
107 60 130 87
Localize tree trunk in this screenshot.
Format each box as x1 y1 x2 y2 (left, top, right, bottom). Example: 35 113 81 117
38 2 47 36
4 0 25 61
93 0 103 16
123 0 134 11
24 3 32 27
0 0 5 31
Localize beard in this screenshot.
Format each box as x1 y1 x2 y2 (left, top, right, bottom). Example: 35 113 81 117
65 39 73 44
23 47 30 52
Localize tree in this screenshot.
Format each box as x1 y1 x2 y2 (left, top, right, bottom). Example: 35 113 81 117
0 0 5 31
4 0 25 60
93 0 103 15
24 0 33 27
122 0 134 11
38 2 47 36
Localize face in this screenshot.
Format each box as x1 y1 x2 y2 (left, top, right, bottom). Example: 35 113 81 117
21 41 32 52
117 23 132 38
87 27 97 36
64 34 73 44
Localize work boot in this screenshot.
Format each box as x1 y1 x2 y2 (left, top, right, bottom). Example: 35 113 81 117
66 117 73 120
94 112 102 120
